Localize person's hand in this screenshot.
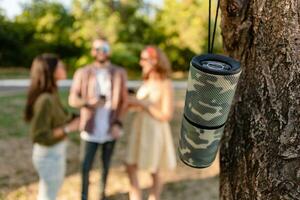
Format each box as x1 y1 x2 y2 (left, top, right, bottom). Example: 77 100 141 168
110 124 123 139
86 97 105 109
66 117 80 132
54 117 80 138
128 96 139 106
128 96 149 111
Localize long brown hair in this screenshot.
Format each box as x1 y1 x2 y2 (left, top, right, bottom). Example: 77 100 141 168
24 54 59 122
143 45 172 80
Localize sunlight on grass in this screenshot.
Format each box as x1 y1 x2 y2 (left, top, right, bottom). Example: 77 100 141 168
6 163 219 200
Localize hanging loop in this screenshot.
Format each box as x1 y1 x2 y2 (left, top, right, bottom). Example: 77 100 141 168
208 0 221 54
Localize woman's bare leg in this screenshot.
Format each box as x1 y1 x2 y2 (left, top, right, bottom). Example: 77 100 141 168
148 171 162 200
126 164 142 200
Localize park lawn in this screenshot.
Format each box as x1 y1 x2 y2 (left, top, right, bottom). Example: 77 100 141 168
0 90 219 200
0 68 30 79
0 89 77 139
0 67 136 80
0 67 141 80
0 67 187 80
0 92 28 138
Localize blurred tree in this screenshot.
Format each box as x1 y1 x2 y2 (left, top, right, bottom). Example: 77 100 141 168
0 0 222 74
69 0 123 67
69 0 163 71
15 0 82 67
112 0 165 71
155 0 222 70
0 13 35 67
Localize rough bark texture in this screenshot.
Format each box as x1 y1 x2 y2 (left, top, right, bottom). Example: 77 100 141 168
219 0 300 199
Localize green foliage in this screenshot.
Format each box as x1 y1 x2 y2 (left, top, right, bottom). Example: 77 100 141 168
0 1 83 68
0 14 34 66
0 89 78 139
111 43 142 70
0 0 222 72
155 0 223 70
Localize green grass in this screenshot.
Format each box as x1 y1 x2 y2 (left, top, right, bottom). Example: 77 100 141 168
0 68 30 79
0 67 187 80
0 88 186 140
0 92 28 138
0 89 79 140
0 67 142 80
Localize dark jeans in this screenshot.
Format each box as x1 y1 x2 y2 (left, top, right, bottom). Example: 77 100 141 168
81 140 116 200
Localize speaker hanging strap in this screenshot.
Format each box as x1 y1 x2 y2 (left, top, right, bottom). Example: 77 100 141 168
208 0 221 54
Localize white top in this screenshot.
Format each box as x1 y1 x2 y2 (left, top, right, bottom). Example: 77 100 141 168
80 68 114 143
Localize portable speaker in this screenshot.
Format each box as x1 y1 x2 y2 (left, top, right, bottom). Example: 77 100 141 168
178 54 241 168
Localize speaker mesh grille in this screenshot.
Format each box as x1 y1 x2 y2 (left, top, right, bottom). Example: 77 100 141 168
184 63 241 127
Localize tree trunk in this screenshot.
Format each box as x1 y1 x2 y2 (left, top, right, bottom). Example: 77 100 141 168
219 0 300 199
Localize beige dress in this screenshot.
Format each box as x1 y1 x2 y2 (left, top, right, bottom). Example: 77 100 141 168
126 80 177 173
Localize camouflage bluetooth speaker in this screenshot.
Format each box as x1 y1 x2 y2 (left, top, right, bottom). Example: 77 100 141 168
178 54 241 168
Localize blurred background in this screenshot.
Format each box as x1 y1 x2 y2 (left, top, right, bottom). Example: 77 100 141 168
0 0 222 78
0 0 222 199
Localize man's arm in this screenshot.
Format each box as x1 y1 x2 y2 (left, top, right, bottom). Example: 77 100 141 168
109 68 128 139
120 68 129 117
69 68 106 109
68 69 86 108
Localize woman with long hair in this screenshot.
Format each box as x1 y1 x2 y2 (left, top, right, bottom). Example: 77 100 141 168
125 46 177 200
25 53 79 200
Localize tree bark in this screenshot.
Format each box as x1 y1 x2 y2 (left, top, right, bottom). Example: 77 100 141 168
219 0 300 199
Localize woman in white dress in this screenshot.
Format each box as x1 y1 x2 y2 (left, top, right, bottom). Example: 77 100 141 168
125 46 177 200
